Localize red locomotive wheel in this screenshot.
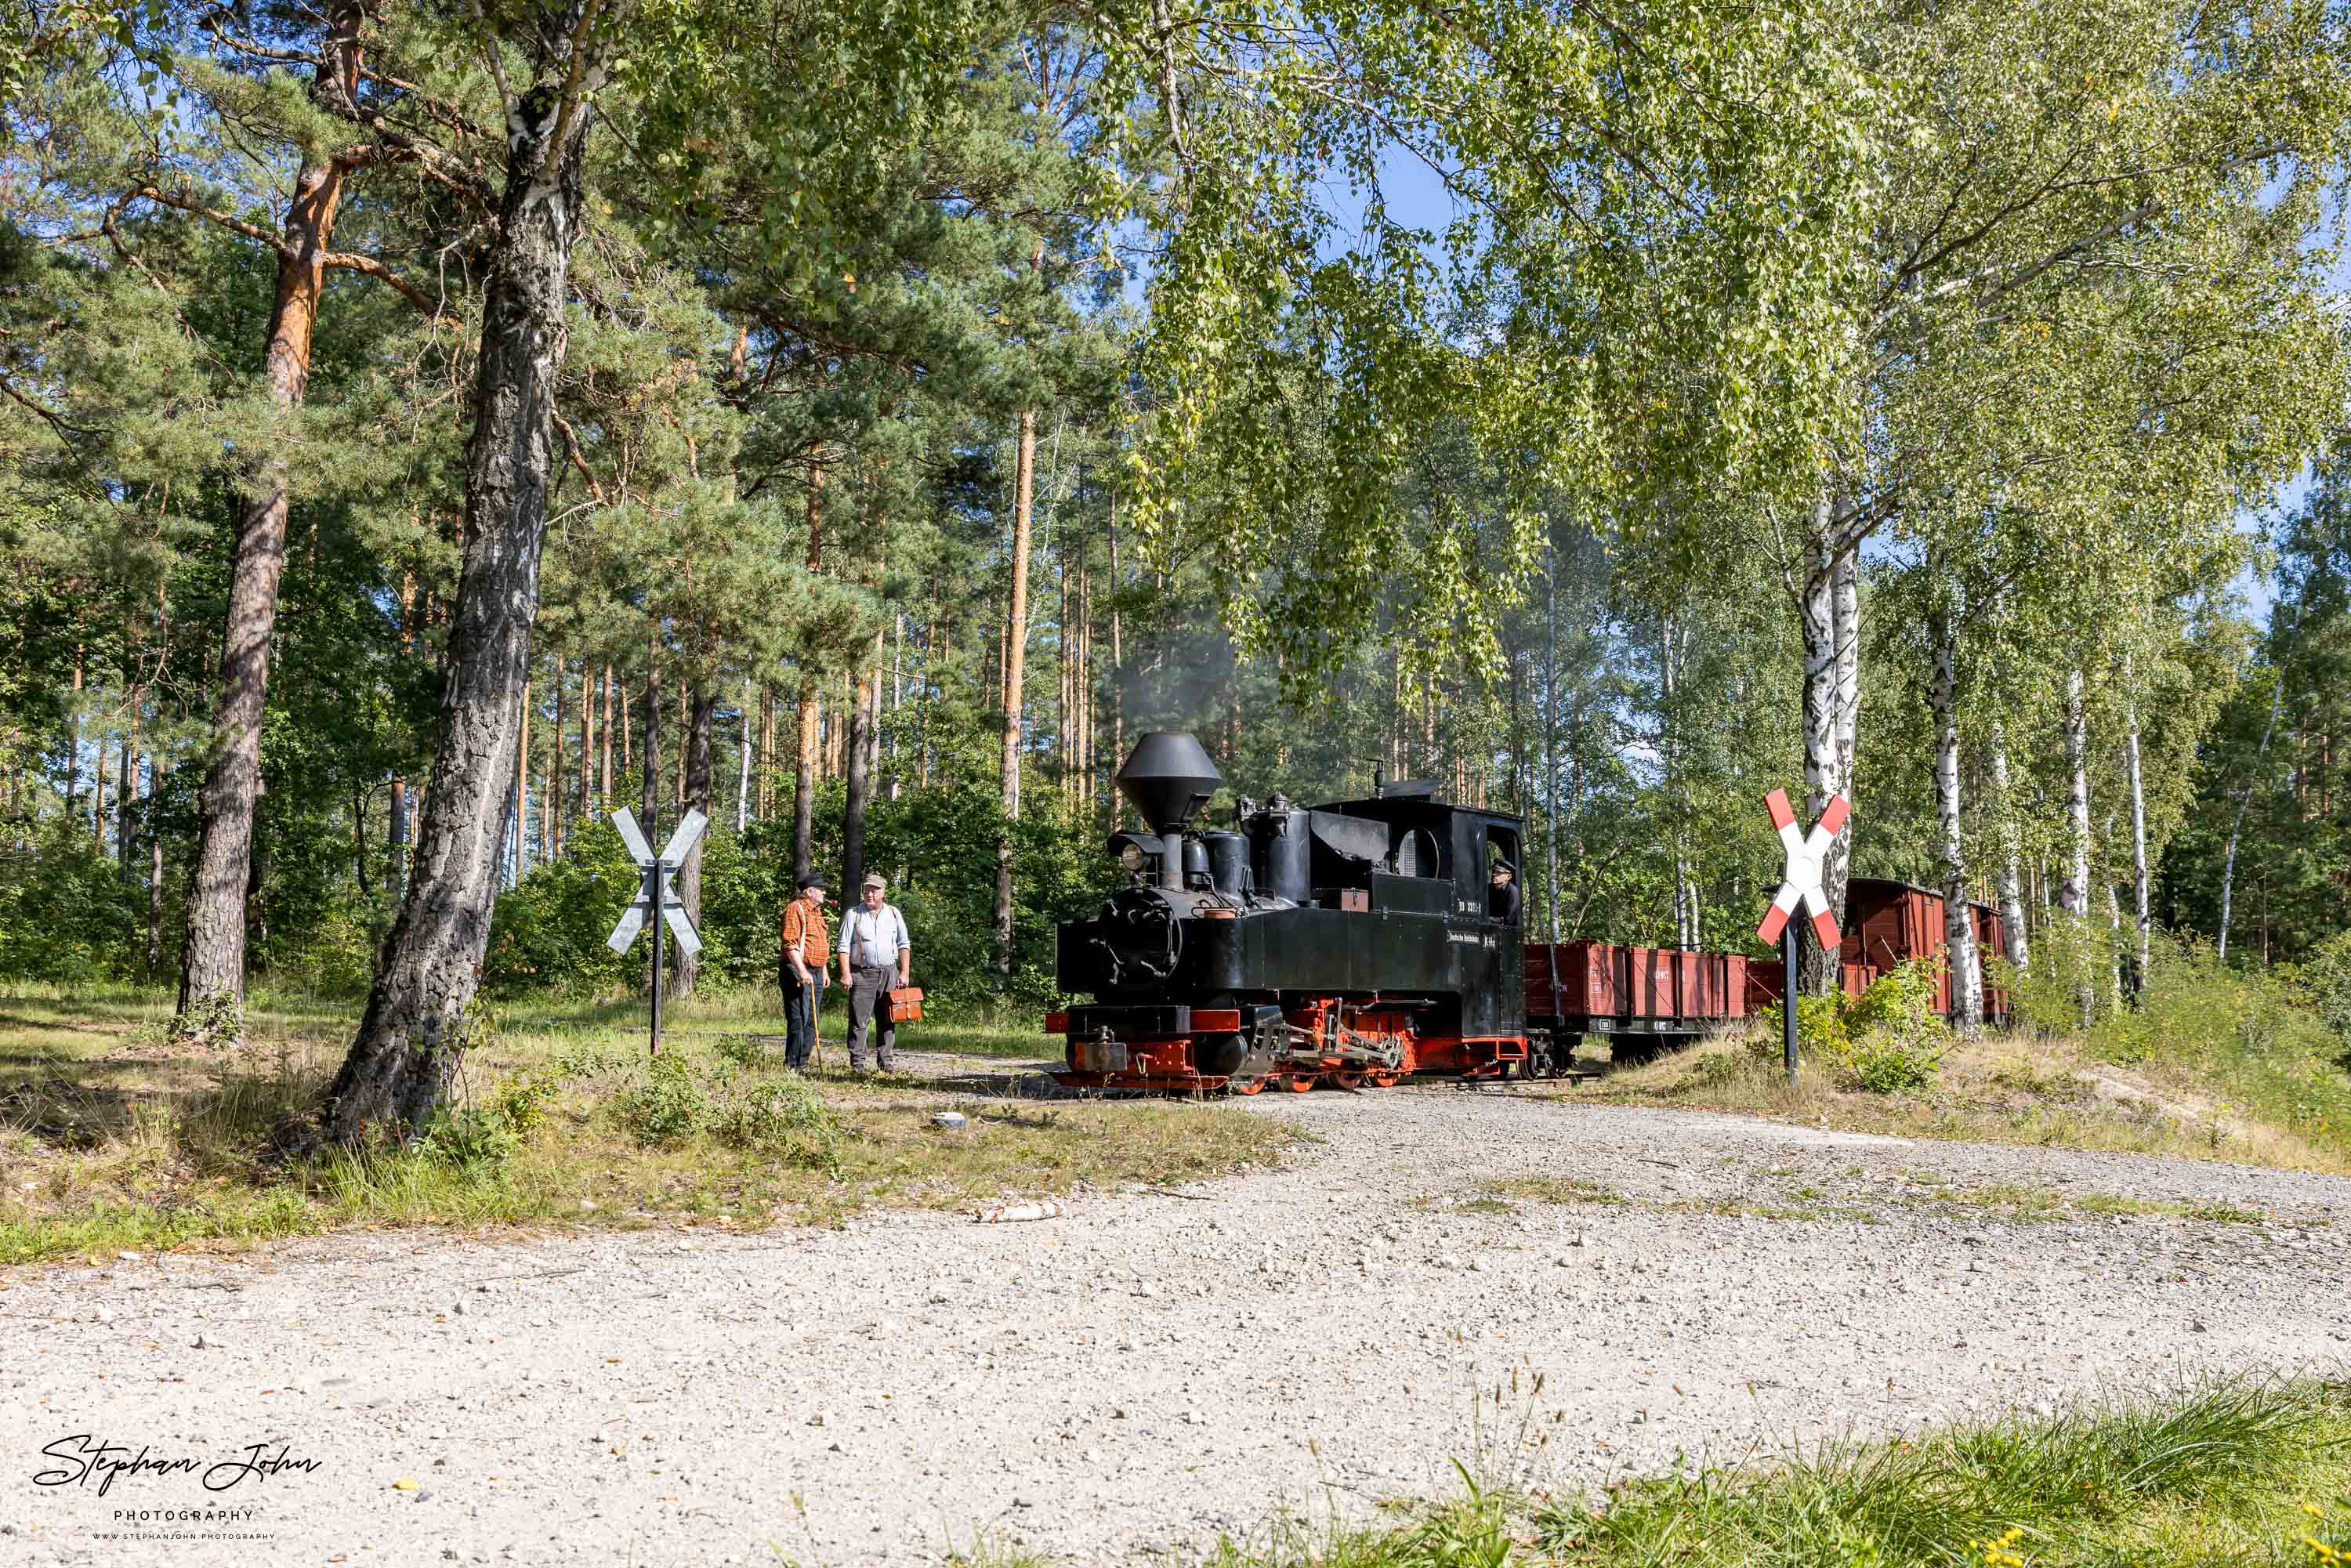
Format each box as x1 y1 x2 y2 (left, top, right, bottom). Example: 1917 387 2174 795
1225 1075 1266 1096
1280 1072 1320 1092
1329 1071 1366 1090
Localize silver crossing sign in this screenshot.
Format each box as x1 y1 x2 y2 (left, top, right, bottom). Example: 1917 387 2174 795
607 806 707 1054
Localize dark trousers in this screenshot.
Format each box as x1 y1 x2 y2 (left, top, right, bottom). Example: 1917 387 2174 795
846 965 897 1070
781 972 818 1070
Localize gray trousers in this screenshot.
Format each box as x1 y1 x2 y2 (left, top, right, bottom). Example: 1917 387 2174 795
846 965 897 1070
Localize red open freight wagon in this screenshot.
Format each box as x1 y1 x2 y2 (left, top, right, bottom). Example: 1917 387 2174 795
1524 940 1748 1065
1528 876 2012 1066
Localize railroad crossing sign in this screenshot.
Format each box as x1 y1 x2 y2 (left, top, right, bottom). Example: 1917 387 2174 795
607 806 706 1055
1754 788 1849 1087
1754 788 1848 951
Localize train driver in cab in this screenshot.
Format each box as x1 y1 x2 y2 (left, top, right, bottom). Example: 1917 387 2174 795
1489 859 1521 922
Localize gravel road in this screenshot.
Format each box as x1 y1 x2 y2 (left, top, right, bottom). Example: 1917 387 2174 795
4 1059 2346 1566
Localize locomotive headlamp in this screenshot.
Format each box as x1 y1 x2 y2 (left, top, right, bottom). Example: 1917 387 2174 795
1108 832 1154 872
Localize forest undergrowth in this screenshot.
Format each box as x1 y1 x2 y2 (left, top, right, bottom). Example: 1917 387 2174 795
0 985 1293 1266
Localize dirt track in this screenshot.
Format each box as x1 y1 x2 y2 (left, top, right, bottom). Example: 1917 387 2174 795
3 1059 2346 1566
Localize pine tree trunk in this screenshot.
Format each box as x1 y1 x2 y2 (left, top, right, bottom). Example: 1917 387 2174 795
843 661 873 896
1797 505 1861 994
600 662 614 806
549 664 563 857
792 462 824 879
1988 715 2030 973
177 215 332 1016
640 651 660 835
671 679 715 997
177 5 366 1035
994 407 1037 975
511 676 531 885
317 16 619 1146
1927 591 1982 1033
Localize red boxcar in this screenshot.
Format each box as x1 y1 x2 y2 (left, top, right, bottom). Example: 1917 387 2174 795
1972 903 2012 1021
1846 878 2010 1023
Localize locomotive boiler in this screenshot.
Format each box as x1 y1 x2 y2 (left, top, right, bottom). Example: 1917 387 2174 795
1047 733 1534 1092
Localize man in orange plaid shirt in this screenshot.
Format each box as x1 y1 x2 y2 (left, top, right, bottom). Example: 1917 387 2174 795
778 874 831 1071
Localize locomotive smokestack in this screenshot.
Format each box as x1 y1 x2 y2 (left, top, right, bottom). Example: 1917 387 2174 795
1115 732 1223 836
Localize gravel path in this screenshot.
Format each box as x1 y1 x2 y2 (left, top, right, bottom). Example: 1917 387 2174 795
4 1060 2346 1566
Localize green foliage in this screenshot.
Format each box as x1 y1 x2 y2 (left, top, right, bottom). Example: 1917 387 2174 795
2004 915 2127 1042
1758 959 1950 1093
2082 930 2351 1158
418 1106 522 1177
1838 959 1952 1093
1754 994 1852 1066
710 1075 843 1170
0 835 147 984
2296 929 2351 1044
610 1049 712 1147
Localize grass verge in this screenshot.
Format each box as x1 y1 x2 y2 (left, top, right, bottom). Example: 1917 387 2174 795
1581 1025 2351 1178
945 1378 2350 1567
0 989 1291 1266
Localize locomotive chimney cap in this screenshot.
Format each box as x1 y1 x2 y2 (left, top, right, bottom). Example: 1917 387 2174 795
1116 732 1223 834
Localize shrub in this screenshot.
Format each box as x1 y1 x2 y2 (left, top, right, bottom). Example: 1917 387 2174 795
421 1106 523 1175
1752 993 1852 1064
1838 958 1951 1092
612 1050 712 1146
1755 958 1949 1093
712 1076 844 1169
715 1033 768 1070
2005 913 2127 1036
2301 929 2351 1041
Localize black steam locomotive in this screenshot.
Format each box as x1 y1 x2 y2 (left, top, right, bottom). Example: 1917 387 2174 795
1047 733 1534 1092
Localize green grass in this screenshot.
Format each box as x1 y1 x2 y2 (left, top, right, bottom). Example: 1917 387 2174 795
0 987 1292 1265
1483 1176 1630 1208
1157 1379 2351 1567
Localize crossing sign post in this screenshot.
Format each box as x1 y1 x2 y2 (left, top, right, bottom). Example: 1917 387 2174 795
1755 788 1848 1085
607 806 706 1056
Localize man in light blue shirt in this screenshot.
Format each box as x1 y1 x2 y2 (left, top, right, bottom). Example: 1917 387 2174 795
839 873 912 1072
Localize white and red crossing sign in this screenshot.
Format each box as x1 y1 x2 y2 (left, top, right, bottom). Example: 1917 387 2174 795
1755 788 1847 951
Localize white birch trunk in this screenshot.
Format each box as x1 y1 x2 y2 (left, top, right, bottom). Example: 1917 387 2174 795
2063 667 2095 1026
735 675 752 834
2125 696 2149 1007
1928 592 1982 1032
1798 506 1861 992
1988 715 2030 974
2062 668 2090 915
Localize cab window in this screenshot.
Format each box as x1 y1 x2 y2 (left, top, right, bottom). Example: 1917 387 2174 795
1484 827 1522 924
